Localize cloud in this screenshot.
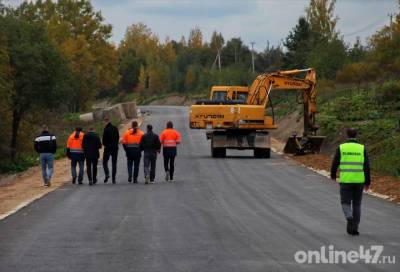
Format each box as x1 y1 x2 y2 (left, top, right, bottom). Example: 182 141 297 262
6 0 399 51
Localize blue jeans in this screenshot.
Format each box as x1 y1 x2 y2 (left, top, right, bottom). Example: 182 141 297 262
71 159 84 179
40 153 54 184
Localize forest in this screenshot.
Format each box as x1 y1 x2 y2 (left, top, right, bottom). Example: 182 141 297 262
0 0 399 175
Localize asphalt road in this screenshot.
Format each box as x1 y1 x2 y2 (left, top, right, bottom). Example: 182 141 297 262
0 106 399 272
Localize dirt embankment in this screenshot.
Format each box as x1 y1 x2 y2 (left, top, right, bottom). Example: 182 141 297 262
271 112 400 203
148 95 194 106
0 118 140 220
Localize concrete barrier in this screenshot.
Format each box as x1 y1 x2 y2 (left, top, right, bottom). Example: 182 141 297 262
80 101 138 122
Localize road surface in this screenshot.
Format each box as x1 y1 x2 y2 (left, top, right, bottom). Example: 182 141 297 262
0 106 399 272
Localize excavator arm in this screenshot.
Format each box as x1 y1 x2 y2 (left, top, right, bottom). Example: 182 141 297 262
247 68 318 135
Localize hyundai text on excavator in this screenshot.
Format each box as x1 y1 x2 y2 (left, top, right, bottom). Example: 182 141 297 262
189 68 325 158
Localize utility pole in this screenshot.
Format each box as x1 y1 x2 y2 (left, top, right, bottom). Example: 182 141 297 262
250 42 255 73
218 48 221 71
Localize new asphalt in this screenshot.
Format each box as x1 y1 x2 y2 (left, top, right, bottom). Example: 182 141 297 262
0 106 399 272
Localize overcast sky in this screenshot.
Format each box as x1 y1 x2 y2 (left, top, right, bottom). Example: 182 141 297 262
7 0 399 51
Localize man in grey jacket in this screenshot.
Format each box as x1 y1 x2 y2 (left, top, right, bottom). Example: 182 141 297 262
140 124 161 184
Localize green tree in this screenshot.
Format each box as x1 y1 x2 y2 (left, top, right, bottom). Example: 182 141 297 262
118 49 143 93
0 15 71 157
306 0 339 41
283 17 312 69
222 38 251 67
188 27 203 49
14 0 118 111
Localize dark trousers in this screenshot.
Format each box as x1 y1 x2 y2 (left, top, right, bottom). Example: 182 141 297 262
86 158 98 182
127 156 141 181
103 149 118 180
71 159 84 179
340 183 364 226
163 155 175 179
144 153 157 181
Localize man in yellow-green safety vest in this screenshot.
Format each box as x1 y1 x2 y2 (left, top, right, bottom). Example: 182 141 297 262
330 128 371 236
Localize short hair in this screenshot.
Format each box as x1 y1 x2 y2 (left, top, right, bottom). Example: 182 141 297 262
103 116 110 122
89 127 94 131
147 124 153 131
132 120 138 128
42 125 48 131
166 121 173 129
346 128 357 138
75 127 83 132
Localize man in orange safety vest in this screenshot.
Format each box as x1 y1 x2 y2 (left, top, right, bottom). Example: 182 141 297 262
160 121 181 181
66 127 85 184
122 121 144 183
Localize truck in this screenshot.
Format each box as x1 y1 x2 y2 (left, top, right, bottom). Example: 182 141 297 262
189 68 325 158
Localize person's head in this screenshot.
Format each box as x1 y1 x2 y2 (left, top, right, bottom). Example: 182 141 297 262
132 120 138 133
346 128 358 139
166 121 173 129
147 124 153 132
88 127 95 132
103 116 110 127
42 125 48 132
75 127 82 132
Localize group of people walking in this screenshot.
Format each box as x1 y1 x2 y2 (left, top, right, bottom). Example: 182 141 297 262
34 117 181 187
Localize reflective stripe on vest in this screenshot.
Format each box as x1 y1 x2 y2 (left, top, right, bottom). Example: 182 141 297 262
70 148 84 153
339 142 365 183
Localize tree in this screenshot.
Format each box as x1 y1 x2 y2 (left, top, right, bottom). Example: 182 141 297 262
255 45 284 72
222 38 251 67
118 49 143 93
283 17 312 69
306 38 347 79
306 0 339 41
0 34 12 154
1 15 71 157
14 0 119 111
210 31 224 53
188 27 203 49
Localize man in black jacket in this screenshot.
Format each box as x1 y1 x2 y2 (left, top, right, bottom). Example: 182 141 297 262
140 124 161 184
83 127 102 186
102 117 120 184
331 128 371 236
34 125 57 187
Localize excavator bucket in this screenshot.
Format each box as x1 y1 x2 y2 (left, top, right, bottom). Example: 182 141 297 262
284 135 325 155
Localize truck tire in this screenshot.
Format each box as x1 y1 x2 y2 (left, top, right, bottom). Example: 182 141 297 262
254 148 271 159
212 147 226 158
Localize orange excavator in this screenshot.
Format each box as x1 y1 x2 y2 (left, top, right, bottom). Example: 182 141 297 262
189 68 325 158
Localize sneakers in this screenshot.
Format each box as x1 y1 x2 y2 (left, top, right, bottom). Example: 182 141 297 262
133 179 138 184
150 180 155 184
78 177 83 185
89 180 93 186
104 176 109 183
128 177 132 183
165 171 170 182
145 175 149 184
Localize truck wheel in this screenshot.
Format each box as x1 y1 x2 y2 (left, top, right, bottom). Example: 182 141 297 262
254 148 270 158
212 147 226 158
265 148 271 159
